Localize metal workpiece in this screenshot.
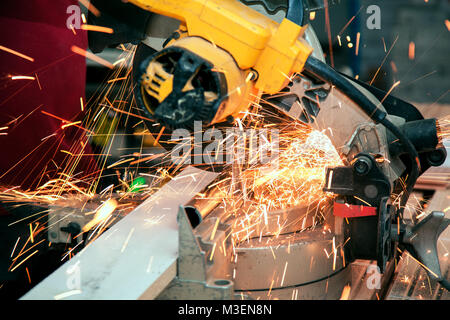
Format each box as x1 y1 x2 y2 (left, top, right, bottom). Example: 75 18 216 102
237 266 351 300
21 167 219 300
192 215 233 281
387 190 450 300
157 206 234 300
184 173 232 220
398 211 450 282
232 227 345 291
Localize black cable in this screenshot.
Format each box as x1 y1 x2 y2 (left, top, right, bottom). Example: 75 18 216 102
303 56 421 214
286 0 305 26
304 56 387 123
234 265 348 292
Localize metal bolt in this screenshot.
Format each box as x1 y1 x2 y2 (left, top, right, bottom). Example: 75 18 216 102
354 156 372 175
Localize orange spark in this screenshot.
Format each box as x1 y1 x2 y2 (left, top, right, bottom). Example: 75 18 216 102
41 110 95 135
29 223 34 243
339 284 351 300
10 237 20 258
26 267 31 284
379 81 401 105
10 250 39 272
10 75 35 80
107 158 135 169
355 32 360 56
61 121 82 129
80 25 114 34
409 42 415 60
129 153 164 165
107 77 128 83
370 35 399 85
121 227 135 253
390 61 398 73
35 73 42 90
78 0 101 17
281 261 288 287
154 126 166 146
71 45 113 69
106 103 155 123
0 45 34 62
69 25 77 35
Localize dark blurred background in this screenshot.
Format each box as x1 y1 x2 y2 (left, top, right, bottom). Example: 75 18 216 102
308 0 449 105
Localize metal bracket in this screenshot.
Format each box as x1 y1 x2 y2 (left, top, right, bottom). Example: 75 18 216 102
398 211 450 281
157 206 234 299
341 123 383 157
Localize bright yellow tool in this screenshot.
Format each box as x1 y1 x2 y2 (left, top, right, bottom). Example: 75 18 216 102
130 0 313 128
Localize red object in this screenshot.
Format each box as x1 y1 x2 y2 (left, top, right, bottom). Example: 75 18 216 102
0 1 98 189
333 201 377 218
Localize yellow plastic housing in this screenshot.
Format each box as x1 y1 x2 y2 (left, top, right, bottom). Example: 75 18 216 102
129 0 313 94
169 37 257 124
